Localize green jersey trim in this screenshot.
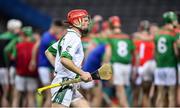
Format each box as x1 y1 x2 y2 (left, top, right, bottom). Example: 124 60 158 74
61 51 72 60
48 46 57 57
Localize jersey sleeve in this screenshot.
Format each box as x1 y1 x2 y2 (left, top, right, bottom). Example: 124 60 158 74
60 34 80 60
47 41 58 57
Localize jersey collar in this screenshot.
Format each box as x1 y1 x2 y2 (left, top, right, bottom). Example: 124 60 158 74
67 29 81 37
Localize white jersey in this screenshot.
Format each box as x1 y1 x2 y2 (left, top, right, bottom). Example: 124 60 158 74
48 29 84 78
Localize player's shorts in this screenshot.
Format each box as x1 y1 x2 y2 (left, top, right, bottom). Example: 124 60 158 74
178 63 180 85
154 67 176 86
51 76 83 107
80 80 95 90
9 66 16 85
112 63 131 86
15 75 38 91
38 67 51 85
0 67 9 85
138 60 156 81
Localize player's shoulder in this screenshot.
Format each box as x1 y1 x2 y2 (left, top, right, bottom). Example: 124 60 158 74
175 28 180 34
109 33 129 39
157 28 176 37
65 29 81 41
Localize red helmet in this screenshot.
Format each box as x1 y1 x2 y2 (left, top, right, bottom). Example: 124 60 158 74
109 16 121 27
67 9 89 25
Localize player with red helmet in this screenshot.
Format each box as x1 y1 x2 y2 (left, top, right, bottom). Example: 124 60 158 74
45 9 92 107
106 16 135 107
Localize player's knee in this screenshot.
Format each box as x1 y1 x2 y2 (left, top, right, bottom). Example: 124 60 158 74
142 81 151 94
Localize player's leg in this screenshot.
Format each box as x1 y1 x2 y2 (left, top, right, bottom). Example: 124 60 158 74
155 86 165 107
132 84 141 107
26 77 38 107
177 63 180 106
71 90 90 107
168 86 175 107
38 67 52 107
9 66 16 106
0 68 9 107
71 98 90 107
166 68 176 107
154 68 167 107
113 63 129 107
141 60 155 107
80 80 101 107
178 86 180 106
52 102 67 107
90 81 103 107
12 75 25 107
12 88 21 107
142 81 151 107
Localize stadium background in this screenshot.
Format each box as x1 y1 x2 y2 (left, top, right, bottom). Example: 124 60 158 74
0 0 179 33
0 0 180 107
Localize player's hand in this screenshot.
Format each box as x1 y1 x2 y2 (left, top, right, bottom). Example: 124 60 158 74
28 60 36 72
80 72 92 82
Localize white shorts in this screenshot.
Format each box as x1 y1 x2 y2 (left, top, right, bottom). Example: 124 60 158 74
51 76 83 107
0 68 9 85
112 63 131 86
138 60 156 81
15 75 38 91
9 66 16 85
178 63 180 85
80 81 95 90
154 67 176 86
38 67 51 85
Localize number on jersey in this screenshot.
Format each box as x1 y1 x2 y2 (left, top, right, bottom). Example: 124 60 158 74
157 37 167 54
139 43 145 59
117 41 128 57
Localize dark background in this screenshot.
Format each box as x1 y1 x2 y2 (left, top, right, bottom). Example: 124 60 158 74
0 0 180 34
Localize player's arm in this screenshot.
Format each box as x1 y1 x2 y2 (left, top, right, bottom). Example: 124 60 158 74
174 37 179 58
60 35 92 82
175 33 180 57
131 40 139 81
60 56 92 82
103 44 112 63
45 42 57 67
45 49 55 67
60 57 87 75
4 38 18 60
133 32 154 41
29 40 40 71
